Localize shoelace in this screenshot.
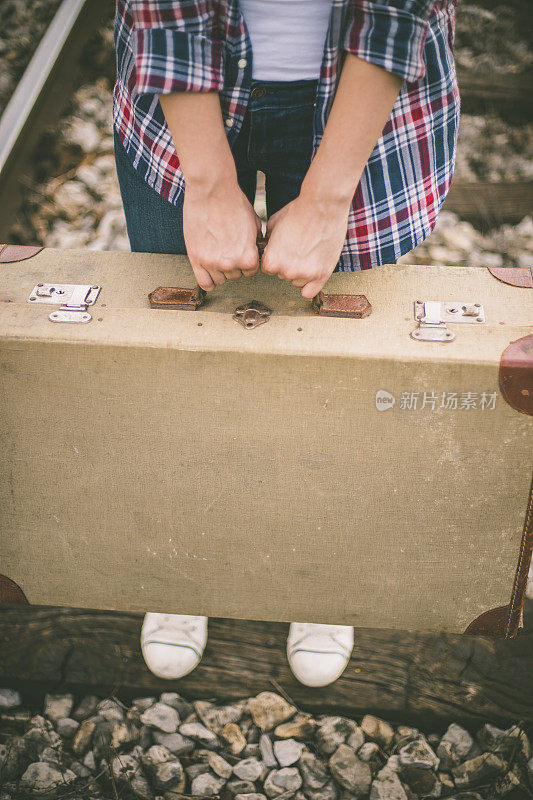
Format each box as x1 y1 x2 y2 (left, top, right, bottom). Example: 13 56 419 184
290 623 350 652
145 617 203 647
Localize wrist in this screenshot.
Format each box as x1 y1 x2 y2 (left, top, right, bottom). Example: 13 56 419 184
184 158 239 197
300 159 359 213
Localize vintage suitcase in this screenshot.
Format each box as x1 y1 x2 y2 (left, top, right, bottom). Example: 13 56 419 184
0 244 532 636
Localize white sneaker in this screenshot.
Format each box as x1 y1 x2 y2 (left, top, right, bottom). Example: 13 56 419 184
140 613 208 679
287 622 354 687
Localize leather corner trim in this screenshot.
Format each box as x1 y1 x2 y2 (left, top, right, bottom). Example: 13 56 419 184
0 575 29 605
0 244 43 263
464 606 510 637
499 334 533 416
488 266 533 288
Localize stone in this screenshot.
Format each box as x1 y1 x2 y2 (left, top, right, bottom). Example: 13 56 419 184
260 734 278 767
92 720 115 760
38 746 60 765
274 712 316 740
69 758 91 778
233 757 265 781
160 692 193 718
72 719 95 756
235 795 267 800
186 762 211 779
56 718 79 739
329 744 372 796
133 697 157 712
190 771 226 795
207 751 233 779
66 118 101 153
316 717 363 755
43 693 74 724
227 780 257 796
0 737 23 782
358 742 381 764
361 716 395 750
194 700 244 733
274 738 305 766
83 750 96 771
476 723 525 759
243 743 261 757
96 698 125 722
179 721 219 749
152 760 184 791
437 723 474 771
143 745 174 767
0 688 21 710
370 766 409 800
398 737 439 771
452 753 506 789
263 767 302 798
298 749 329 789
248 692 296 732
153 730 195 756
141 703 180 733
305 780 338 800
113 721 140 749
20 762 76 797
220 722 247 754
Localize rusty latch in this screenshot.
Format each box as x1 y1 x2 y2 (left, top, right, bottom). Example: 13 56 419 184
312 292 372 318
148 285 207 310
233 300 272 329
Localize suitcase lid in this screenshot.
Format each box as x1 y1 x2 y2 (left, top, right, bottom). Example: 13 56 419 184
0 248 532 365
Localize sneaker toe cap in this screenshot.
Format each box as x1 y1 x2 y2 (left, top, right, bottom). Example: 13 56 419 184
288 650 349 687
141 641 200 680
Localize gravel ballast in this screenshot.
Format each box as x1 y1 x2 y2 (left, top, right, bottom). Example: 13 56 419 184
0 688 531 799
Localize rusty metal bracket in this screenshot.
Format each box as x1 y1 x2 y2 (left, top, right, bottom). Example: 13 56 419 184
233 300 272 329
148 286 207 310
312 292 372 318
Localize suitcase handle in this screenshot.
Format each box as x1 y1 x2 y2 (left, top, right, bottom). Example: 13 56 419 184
148 235 372 319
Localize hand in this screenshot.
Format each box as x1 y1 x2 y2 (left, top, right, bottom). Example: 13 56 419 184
261 191 350 298
184 179 262 291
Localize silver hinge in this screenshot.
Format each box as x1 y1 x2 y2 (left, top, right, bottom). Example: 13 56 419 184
28 283 101 323
411 300 485 342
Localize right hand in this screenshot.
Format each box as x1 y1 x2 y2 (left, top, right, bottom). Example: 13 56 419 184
183 179 262 291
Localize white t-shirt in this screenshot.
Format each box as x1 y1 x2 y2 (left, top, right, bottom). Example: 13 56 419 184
239 0 333 81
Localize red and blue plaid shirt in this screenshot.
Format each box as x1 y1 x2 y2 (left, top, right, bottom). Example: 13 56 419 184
114 0 460 270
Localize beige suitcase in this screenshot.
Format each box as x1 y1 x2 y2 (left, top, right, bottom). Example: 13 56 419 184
0 244 532 636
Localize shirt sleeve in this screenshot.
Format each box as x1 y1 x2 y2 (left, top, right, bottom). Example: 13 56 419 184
342 0 443 83
129 0 225 95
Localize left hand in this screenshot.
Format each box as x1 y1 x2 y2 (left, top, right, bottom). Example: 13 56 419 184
261 192 350 298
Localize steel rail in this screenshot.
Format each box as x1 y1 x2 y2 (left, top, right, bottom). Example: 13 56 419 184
0 0 110 240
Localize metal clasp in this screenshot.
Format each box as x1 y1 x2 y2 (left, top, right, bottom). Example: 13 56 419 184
233 300 272 329
411 300 485 342
28 283 101 323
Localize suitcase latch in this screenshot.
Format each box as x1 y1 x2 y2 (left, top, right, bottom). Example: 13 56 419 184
233 300 272 329
28 283 101 323
411 300 485 342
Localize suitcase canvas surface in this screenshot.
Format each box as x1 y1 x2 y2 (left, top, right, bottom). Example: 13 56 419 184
1 247 532 635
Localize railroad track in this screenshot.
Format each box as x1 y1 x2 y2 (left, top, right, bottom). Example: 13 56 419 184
0 0 110 241
0 1 531 240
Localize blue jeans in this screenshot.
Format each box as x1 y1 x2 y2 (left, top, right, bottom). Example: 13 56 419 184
114 79 317 253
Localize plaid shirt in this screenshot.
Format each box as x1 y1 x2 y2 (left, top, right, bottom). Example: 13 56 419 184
114 0 460 270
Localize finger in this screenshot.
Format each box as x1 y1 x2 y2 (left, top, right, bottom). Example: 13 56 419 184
266 212 279 237
208 269 227 287
193 265 215 292
223 268 244 281
261 254 278 276
290 278 307 288
301 278 326 299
